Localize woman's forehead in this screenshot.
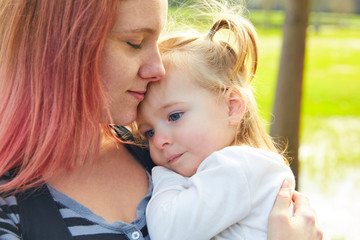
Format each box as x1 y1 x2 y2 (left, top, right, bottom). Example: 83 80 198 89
111 0 167 34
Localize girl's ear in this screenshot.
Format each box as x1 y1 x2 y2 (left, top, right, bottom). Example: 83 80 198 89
225 87 245 126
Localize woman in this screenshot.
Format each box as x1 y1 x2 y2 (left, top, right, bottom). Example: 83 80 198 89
0 0 322 239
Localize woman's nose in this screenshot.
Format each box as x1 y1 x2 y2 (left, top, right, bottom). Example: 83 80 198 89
139 46 165 81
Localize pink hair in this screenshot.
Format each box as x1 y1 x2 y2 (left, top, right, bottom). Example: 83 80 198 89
0 0 118 193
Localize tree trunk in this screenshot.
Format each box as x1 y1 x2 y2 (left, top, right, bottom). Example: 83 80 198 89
355 0 360 14
270 0 310 190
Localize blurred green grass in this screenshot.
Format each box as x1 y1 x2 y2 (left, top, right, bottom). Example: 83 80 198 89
254 28 360 119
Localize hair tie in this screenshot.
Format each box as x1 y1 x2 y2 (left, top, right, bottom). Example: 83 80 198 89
209 29 216 37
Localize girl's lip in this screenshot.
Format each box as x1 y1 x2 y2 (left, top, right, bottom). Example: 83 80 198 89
128 90 146 101
167 153 184 164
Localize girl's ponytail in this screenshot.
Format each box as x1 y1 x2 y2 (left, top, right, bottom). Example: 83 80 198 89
207 17 258 86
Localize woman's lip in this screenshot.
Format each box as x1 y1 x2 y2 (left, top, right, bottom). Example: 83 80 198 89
128 91 145 101
167 153 184 164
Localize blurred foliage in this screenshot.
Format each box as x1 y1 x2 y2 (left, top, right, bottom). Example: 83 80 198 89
248 10 360 30
169 0 360 14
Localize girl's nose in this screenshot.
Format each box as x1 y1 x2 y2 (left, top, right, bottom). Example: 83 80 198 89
153 131 171 149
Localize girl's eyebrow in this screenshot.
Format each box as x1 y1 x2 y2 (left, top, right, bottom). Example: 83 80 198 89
160 101 185 110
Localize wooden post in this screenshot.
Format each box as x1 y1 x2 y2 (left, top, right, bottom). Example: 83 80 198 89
270 0 310 190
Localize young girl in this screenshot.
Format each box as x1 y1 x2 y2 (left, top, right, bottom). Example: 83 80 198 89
136 16 296 240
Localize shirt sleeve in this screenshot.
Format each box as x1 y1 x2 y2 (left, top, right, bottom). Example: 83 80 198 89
146 149 253 240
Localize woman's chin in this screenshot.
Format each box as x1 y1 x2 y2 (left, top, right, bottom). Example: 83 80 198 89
111 111 137 126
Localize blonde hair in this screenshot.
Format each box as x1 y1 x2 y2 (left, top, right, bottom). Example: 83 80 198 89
159 16 284 158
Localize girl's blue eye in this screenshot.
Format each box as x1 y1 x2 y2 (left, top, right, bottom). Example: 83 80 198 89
169 112 183 122
126 42 142 49
145 129 154 138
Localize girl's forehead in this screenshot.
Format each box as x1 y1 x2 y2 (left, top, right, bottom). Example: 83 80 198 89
145 68 191 104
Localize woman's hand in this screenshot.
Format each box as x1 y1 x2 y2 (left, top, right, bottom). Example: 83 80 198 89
268 181 323 240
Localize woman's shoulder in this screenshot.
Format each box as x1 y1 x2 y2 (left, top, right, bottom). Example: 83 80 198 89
0 192 19 223
0 178 21 238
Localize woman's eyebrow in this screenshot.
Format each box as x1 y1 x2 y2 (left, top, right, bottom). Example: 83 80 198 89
113 27 155 35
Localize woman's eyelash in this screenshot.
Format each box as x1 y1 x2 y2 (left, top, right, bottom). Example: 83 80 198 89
126 42 141 49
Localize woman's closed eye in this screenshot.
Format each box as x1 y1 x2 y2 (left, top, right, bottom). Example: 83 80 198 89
126 41 142 49
168 112 183 122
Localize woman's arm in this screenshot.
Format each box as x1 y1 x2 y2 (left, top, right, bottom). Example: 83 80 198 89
268 181 323 240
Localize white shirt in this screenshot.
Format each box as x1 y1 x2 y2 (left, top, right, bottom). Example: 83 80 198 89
146 146 295 240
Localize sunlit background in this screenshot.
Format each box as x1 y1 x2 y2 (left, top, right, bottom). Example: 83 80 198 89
168 1 360 239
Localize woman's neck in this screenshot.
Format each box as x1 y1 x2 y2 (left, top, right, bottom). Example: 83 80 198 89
47 137 149 223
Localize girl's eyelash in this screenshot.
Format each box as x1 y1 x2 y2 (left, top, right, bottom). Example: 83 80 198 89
126 42 142 49
168 112 183 122
144 129 154 138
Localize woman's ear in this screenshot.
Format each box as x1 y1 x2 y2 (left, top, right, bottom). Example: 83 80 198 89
225 87 245 126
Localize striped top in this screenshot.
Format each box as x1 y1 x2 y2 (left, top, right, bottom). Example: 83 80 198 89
0 126 155 240
0 174 153 240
